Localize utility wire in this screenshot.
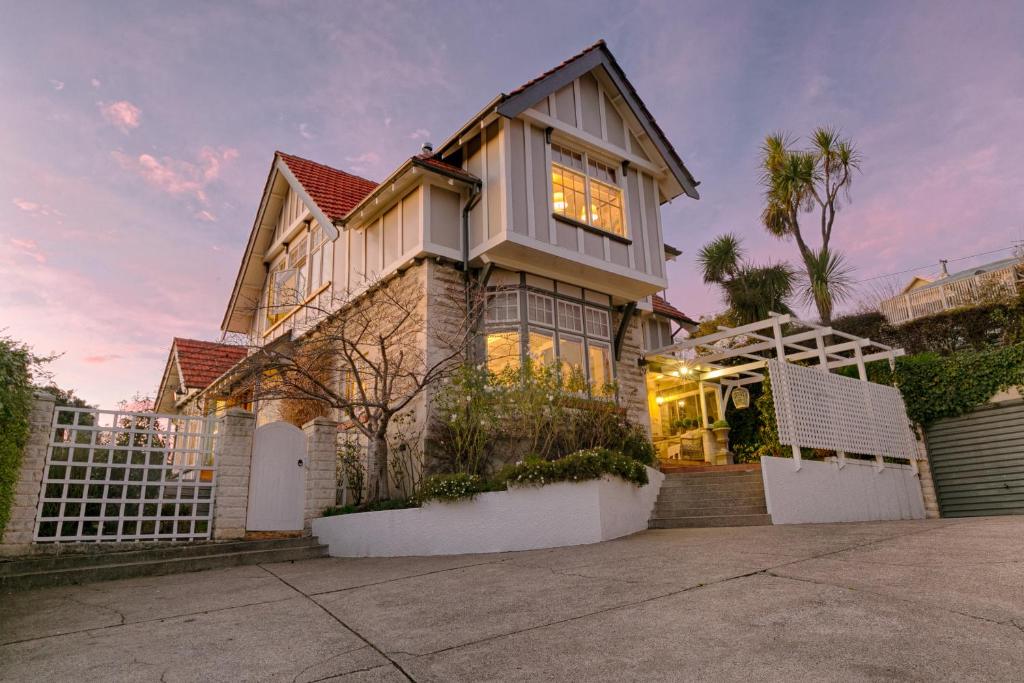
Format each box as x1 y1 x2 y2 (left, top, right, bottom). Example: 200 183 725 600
853 244 1018 284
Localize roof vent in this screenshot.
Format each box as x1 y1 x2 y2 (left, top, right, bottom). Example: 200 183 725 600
420 141 433 156
939 259 949 278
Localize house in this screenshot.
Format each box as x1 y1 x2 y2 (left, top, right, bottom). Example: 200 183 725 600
879 254 1023 324
155 338 249 415
157 39 698 456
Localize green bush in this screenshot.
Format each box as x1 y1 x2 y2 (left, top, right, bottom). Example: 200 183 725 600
0 336 40 541
321 498 420 516
497 448 649 489
711 419 729 429
418 472 500 502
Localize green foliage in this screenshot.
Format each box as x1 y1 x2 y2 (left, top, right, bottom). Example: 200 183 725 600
418 472 500 502
698 235 795 325
337 440 366 507
0 336 48 540
497 448 649 489
322 498 420 516
860 344 1024 426
711 419 730 429
432 361 655 473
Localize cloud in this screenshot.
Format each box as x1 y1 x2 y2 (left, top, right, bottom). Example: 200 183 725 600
100 100 142 132
408 128 430 140
49 79 65 91
112 146 239 204
90 78 101 88
299 122 314 139
345 152 380 164
12 197 63 217
9 238 47 263
83 354 123 364
194 209 217 222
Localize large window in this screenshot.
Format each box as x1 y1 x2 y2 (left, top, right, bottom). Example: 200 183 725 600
263 223 334 332
551 144 625 237
484 283 615 394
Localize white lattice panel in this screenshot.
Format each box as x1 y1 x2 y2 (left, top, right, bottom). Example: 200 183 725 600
34 407 217 543
768 360 919 460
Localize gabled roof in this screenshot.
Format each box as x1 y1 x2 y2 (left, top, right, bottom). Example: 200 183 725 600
173 338 248 389
277 152 378 223
473 39 699 200
652 295 696 326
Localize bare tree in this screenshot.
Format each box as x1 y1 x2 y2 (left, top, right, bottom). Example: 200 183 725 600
235 266 481 503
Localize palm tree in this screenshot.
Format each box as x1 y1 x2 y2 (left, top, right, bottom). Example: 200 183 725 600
759 126 861 324
798 247 854 325
698 234 795 325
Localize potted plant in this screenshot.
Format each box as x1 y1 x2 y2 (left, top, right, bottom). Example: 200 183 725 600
711 419 730 449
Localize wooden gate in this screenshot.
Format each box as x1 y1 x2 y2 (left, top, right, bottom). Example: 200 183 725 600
246 422 306 531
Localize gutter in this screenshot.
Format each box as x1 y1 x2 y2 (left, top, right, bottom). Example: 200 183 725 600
461 183 484 324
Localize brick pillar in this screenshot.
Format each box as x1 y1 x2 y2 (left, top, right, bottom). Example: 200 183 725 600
303 417 338 532
212 408 256 539
1 391 56 553
915 428 940 519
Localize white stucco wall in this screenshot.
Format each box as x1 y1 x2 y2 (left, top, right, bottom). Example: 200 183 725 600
761 456 925 525
312 467 664 557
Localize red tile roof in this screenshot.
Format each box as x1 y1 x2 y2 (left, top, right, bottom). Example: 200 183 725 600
411 155 481 184
173 338 248 390
277 152 379 222
652 295 695 325
506 40 607 97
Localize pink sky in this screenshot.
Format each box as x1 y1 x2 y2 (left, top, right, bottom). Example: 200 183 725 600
1 1 1022 407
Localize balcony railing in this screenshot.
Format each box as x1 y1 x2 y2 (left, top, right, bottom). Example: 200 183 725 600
880 262 1022 324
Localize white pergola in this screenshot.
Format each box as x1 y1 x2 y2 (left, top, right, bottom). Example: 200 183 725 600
646 312 913 471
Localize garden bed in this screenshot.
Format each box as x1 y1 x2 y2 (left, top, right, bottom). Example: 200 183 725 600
311 466 664 557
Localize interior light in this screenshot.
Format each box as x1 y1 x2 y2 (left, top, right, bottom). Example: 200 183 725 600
655 396 664 405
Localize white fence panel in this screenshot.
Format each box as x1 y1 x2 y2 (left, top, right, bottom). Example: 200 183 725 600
768 360 919 461
34 407 217 543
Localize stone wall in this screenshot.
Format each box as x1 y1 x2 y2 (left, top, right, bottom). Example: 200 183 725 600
211 409 256 539
0 392 55 553
303 417 339 528
613 311 650 434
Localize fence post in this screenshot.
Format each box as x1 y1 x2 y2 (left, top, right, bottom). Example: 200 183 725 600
303 417 338 532
0 392 56 553
212 409 256 540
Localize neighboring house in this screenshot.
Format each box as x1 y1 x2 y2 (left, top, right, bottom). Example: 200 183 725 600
155 338 249 415
157 40 697 443
879 254 1023 324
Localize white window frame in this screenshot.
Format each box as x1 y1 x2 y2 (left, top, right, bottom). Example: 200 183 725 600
550 143 626 238
485 291 520 324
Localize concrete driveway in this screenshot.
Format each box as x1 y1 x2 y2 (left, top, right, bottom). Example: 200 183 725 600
2 517 1023 682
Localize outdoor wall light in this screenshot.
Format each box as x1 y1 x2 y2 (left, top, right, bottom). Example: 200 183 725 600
655 396 664 405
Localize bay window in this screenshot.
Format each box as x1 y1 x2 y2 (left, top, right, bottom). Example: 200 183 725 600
483 282 616 395
550 143 625 238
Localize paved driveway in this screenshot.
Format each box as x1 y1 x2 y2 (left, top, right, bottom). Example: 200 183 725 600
2 517 1023 682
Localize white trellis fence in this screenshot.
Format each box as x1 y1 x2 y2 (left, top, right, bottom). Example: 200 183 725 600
33 406 217 543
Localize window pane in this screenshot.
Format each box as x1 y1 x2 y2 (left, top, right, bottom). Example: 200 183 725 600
486 291 519 323
589 180 624 236
558 335 585 387
486 331 521 376
527 329 556 366
585 307 611 339
551 165 586 223
527 292 554 326
288 236 308 268
557 300 583 333
588 342 613 395
310 249 322 291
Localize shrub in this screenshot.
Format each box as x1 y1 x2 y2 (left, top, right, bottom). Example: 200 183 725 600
711 419 729 429
0 336 44 541
497 448 649 489
321 498 419 516
418 472 499 502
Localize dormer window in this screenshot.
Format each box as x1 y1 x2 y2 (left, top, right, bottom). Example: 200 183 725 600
550 144 625 237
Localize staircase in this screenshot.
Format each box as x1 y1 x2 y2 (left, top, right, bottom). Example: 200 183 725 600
649 465 772 528
0 536 328 592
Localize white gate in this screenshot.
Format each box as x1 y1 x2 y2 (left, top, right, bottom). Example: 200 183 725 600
246 421 306 531
34 407 216 542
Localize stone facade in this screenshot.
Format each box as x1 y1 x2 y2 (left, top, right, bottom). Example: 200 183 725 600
212 408 256 539
1 392 55 553
612 310 650 434
915 428 941 519
303 417 340 529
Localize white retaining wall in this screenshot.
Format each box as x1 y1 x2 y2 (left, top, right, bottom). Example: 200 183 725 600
761 455 925 525
312 467 664 557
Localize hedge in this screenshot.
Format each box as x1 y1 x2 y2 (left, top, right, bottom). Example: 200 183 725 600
0 337 36 540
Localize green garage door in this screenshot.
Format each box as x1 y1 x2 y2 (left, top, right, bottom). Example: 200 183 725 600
925 400 1024 517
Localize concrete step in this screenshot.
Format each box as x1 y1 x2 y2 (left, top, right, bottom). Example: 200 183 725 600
653 504 769 517
659 483 765 495
649 514 772 529
0 540 327 592
662 468 762 478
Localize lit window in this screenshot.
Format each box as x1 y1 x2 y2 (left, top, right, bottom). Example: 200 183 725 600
486 331 521 375
585 307 611 339
550 144 625 237
587 342 613 395
485 291 519 324
559 335 585 386
557 301 584 333
527 328 556 365
527 293 554 326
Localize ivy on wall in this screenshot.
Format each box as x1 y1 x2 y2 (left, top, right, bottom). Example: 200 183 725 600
0 337 36 540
